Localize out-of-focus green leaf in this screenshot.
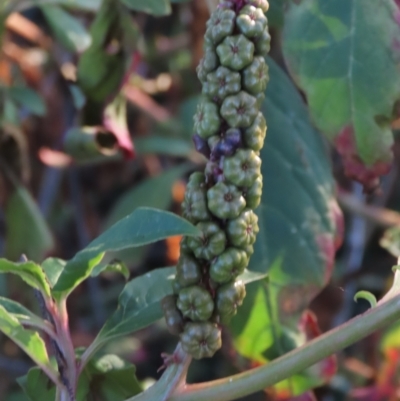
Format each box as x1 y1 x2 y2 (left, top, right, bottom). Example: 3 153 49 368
41 257 66 288
120 0 171 16
0 259 51 297
5 186 54 262
8 87 46 116
267 0 288 28
41 5 91 52
86 354 142 400
380 226 400 258
53 207 200 295
0 306 54 374
77 0 138 101
226 57 341 395
91 260 130 280
18 366 90 401
105 164 192 228
283 0 400 186
5 0 101 14
135 136 193 157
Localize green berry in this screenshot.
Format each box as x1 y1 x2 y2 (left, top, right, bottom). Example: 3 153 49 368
216 35 254 71
223 149 261 187
188 222 226 260
220 91 258 128
196 61 208 84
177 286 214 321
207 182 246 219
180 236 192 255
216 280 246 323
172 279 184 295
243 244 254 258
254 27 271 56
243 112 267 151
203 46 219 72
203 66 241 100
194 100 221 139
246 0 270 13
180 322 222 359
210 247 248 283
187 172 207 190
244 175 263 209
176 254 202 287
255 92 265 109
161 295 184 335
182 184 210 223
242 56 269 95
236 5 268 38
227 209 259 248
205 8 236 45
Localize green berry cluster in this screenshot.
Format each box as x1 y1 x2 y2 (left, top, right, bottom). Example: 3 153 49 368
162 0 270 360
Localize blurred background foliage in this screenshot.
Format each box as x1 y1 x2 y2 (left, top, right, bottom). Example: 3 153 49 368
1 0 400 400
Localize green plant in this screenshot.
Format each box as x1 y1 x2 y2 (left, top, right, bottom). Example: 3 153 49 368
1 0 400 400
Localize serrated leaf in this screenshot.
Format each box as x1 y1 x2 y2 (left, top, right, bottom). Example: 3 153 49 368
105 164 192 228
282 0 400 186
5 186 54 262
225 57 342 395
0 259 51 297
41 257 66 288
8 86 46 116
41 5 91 52
84 267 263 361
120 0 171 16
0 306 53 373
53 207 200 294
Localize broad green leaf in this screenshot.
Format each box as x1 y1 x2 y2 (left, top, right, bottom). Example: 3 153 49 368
0 259 51 297
0 306 53 373
267 0 288 28
5 0 101 13
85 267 263 360
86 267 175 359
41 5 91 53
41 257 66 288
282 0 400 184
86 354 142 400
91 260 130 280
5 186 54 262
227 58 341 395
135 136 193 157
105 163 192 228
120 0 171 16
53 207 200 294
8 87 46 116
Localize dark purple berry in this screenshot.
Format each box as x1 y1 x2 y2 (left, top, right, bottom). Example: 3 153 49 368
193 134 211 158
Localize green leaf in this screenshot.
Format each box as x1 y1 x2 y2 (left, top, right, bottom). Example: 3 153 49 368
84 266 261 361
41 5 91 52
0 259 51 297
135 136 193 157
91 260 130 280
267 0 289 28
18 366 90 401
8 87 46 116
120 0 171 16
53 207 200 294
86 354 142 400
105 164 192 228
282 0 400 183
0 306 53 373
85 267 175 359
41 257 66 288
380 226 400 258
5 186 54 262
5 0 101 13
228 57 341 395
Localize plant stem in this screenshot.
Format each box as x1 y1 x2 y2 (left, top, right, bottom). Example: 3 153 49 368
168 292 400 401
